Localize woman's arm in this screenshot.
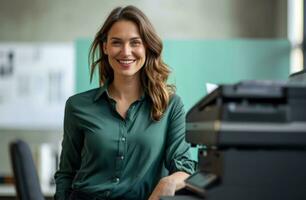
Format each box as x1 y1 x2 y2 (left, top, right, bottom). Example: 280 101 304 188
54 98 83 200
148 171 190 200
148 95 196 200
166 171 190 191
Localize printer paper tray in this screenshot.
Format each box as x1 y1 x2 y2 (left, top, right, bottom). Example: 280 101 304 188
186 122 306 147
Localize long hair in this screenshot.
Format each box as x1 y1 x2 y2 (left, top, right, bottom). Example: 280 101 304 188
89 5 175 121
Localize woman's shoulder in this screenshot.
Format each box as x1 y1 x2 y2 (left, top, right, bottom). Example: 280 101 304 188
169 93 183 105
163 93 185 121
66 88 101 105
168 93 184 111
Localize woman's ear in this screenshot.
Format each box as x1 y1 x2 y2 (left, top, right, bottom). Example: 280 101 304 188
103 42 108 55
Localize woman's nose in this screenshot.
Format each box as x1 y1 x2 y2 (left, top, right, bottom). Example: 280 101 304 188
121 44 132 55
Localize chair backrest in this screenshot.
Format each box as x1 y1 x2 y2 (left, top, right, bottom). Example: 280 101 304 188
9 139 44 200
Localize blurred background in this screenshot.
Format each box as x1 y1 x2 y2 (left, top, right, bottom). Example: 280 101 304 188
0 0 303 199
0 0 287 40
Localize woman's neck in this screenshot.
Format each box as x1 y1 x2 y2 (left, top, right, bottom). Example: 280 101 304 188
109 75 143 102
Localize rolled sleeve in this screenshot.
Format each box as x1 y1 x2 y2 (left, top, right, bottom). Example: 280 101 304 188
54 98 83 200
164 95 197 175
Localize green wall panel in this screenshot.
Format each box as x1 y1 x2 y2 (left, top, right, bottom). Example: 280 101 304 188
163 39 290 111
75 39 98 93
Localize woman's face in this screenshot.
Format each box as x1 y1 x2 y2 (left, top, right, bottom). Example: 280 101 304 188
103 20 146 79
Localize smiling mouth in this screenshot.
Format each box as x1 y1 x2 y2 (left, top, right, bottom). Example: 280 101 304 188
117 59 136 64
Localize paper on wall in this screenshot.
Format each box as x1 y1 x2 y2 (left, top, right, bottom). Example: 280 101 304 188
0 43 75 130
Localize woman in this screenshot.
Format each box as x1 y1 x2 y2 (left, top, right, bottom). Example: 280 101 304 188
54 5 196 200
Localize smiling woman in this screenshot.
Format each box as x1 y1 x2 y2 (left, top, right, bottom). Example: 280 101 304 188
54 5 196 200
89 5 174 121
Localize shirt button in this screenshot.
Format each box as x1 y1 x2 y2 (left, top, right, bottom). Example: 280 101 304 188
121 137 126 142
120 156 124 160
114 177 120 183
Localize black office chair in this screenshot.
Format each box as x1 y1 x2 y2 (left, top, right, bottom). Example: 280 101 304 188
9 139 44 200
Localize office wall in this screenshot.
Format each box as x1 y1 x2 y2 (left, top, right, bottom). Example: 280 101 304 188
0 0 287 41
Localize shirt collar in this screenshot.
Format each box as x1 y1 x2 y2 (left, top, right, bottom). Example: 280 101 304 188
94 79 111 102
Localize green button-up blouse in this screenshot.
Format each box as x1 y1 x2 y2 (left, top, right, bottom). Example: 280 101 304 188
54 82 196 200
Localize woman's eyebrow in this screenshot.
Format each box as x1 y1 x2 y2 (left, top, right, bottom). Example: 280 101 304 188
110 37 122 40
130 37 142 40
110 37 142 40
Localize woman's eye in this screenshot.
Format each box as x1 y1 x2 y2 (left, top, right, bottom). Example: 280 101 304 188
111 41 121 46
131 41 141 47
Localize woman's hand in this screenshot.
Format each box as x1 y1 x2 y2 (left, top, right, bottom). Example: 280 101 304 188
148 177 176 200
148 172 190 200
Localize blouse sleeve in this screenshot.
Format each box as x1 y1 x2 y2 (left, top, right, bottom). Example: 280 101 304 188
54 98 83 200
164 95 197 175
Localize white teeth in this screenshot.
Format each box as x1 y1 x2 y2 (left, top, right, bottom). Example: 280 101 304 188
118 60 134 64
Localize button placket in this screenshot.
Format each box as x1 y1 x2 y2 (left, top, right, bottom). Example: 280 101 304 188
118 123 126 156
115 121 126 175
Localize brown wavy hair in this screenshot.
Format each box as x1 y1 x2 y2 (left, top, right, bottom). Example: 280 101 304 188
89 5 175 121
